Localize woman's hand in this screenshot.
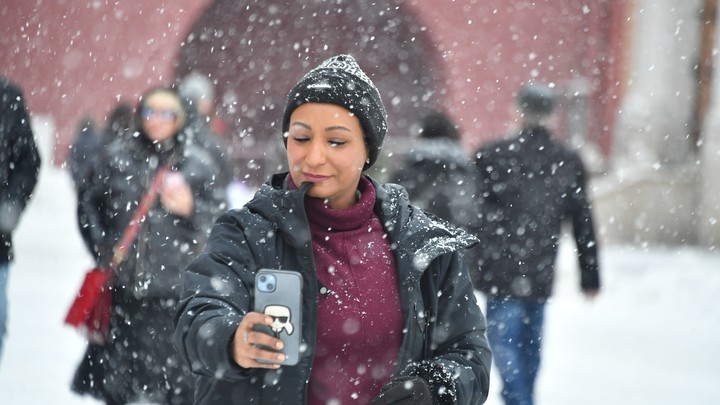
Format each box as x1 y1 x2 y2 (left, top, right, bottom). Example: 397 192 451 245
160 172 194 217
231 312 286 369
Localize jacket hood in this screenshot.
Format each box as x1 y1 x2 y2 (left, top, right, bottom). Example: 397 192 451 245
405 138 470 169
373 179 479 271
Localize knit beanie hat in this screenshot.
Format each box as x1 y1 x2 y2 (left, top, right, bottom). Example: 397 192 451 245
281 54 388 170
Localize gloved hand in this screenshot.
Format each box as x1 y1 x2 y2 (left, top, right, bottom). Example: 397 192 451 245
370 376 433 405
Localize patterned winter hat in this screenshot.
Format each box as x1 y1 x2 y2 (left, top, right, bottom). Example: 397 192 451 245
281 54 388 170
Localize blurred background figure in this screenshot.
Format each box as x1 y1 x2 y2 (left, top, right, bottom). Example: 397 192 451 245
71 86 225 405
0 76 41 366
68 115 98 191
389 110 478 229
68 102 133 192
468 82 601 405
102 102 134 144
179 72 233 199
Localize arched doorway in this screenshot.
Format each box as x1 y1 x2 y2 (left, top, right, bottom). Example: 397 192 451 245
175 0 443 185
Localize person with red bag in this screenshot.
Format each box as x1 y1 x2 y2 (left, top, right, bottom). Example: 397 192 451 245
71 86 226 405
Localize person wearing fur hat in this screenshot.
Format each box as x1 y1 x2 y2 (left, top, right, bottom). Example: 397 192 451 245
174 54 491 405
72 86 226 404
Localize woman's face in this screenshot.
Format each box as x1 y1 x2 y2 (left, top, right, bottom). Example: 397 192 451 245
287 103 368 209
141 92 183 142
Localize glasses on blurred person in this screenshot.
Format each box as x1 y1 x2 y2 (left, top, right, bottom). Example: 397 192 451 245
141 107 178 121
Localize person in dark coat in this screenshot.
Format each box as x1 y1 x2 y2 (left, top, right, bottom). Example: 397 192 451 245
389 110 478 230
468 82 601 405
72 86 226 405
68 115 100 190
174 54 491 405
69 103 133 192
0 77 41 364
179 72 234 194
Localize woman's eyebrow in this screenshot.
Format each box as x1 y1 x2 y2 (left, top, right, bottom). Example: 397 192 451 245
325 125 351 132
290 122 311 130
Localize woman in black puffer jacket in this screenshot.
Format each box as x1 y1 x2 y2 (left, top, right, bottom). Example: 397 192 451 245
174 55 491 405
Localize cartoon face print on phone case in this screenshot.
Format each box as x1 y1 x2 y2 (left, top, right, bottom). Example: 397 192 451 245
263 305 294 337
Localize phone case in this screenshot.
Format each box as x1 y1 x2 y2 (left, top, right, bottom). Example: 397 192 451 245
253 269 303 366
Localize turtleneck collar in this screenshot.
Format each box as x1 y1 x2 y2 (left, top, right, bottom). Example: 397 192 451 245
288 175 376 232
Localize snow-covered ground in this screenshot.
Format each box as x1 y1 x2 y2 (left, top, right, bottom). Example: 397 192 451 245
1 122 719 404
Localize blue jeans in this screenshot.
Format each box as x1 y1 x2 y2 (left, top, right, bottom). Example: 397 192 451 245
486 296 546 405
0 262 8 363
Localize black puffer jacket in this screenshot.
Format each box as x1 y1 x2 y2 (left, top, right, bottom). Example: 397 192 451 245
468 126 600 300
77 124 225 298
174 173 491 405
0 78 41 263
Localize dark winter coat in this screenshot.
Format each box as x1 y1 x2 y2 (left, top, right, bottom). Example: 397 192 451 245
72 117 226 403
0 77 41 263
468 126 600 300
78 130 225 298
69 119 101 191
174 173 491 405
390 138 479 230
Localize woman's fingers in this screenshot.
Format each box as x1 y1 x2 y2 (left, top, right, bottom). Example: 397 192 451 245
232 312 286 369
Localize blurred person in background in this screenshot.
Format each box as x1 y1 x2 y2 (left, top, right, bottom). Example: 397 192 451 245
179 71 233 208
468 82 601 405
68 115 99 190
174 54 491 405
0 76 41 366
389 109 478 230
68 102 133 192
71 86 225 404
102 101 134 144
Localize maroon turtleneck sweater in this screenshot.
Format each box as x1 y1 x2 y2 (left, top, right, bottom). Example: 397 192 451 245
290 176 403 405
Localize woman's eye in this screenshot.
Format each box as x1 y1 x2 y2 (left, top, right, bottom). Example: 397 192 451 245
329 140 346 147
292 135 310 143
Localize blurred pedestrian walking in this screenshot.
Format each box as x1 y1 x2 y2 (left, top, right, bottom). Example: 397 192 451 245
468 82 601 405
71 86 226 404
0 77 41 366
389 109 478 229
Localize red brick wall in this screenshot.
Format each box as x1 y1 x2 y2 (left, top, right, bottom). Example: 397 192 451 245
0 0 211 163
1 0 627 164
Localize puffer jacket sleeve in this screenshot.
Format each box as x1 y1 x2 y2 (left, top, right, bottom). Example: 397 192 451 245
401 252 492 405
173 209 258 380
76 147 115 266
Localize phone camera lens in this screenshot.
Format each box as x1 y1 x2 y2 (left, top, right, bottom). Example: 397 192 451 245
259 275 266 283
267 284 274 291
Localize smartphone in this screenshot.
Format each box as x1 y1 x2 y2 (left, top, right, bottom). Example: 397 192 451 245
253 269 303 366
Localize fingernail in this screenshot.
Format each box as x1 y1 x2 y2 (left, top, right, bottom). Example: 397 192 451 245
276 341 284 349
278 354 286 362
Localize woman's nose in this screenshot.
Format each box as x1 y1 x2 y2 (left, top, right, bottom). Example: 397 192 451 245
305 141 326 166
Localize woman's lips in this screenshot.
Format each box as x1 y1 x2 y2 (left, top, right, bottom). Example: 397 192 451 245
303 173 329 182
